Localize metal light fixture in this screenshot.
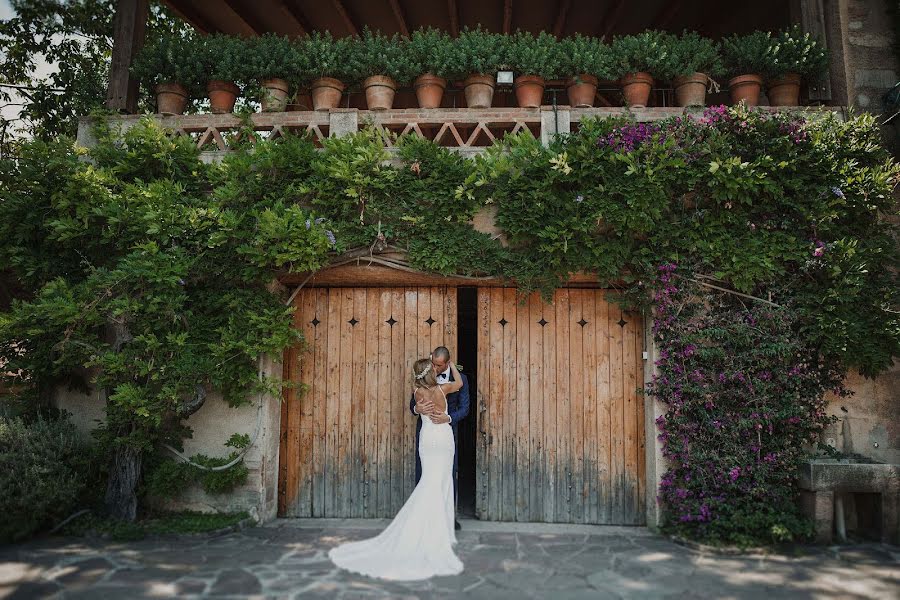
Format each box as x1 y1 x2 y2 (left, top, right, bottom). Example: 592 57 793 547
496 70 514 85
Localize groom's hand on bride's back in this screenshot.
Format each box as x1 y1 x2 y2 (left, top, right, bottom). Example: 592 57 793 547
414 398 436 415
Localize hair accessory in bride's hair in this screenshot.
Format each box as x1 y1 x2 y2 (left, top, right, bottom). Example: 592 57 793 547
415 363 431 380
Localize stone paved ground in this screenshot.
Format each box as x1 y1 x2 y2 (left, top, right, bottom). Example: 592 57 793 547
1 518 898 599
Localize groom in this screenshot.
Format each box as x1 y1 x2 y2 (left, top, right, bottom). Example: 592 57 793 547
409 346 469 530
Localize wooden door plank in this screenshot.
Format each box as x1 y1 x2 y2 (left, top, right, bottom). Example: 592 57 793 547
609 299 625 524
429 286 442 354
278 346 290 517
595 292 612 524
390 288 405 514
635 312 646 524
488 287 504 520
337 289 354 517
542 291 558 523
377 290 392 516
324 290 341 516
568 289 585 523
348 288 366 517
623 308 639 524
444 286 458 354
501 288 517 521
311 289 328 517
475 288 491 519
296 289 317 516
554 289 571 523
403 289 418 499
515 292 531 521
363 288 380 517
529 293 545 521
582 290 598 523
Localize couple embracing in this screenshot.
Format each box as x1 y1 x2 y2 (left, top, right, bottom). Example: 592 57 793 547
328 346 470 581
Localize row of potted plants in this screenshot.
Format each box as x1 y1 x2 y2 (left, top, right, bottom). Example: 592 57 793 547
132 25 828 115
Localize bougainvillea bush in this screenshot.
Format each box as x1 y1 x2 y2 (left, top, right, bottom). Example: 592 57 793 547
646 264 848 545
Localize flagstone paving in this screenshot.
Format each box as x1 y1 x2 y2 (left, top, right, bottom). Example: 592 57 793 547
1 518 897 599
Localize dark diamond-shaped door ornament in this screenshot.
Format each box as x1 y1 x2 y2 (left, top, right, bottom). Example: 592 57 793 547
498 317 508 327
425 316 436 326
310 316 321 327
617 318 627 328
577 318 588 328
538 317 548 327
386 316 397 327
348 317 359 327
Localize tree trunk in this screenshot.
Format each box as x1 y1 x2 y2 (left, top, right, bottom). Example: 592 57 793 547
104 442 142 520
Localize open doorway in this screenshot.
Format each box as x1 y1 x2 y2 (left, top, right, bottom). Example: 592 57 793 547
456 286 478 518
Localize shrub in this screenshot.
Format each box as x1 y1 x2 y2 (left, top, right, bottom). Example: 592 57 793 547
0 414 95 542
670 30 724 78
771 25 829 79
503 30 563 80
407 27 460 80
609 30 680 80
453 25 505 78
303 30 356 82
721 30 778 78
348 27 417 85
131 33 204 96
243 33 306 86
559 34 613 80
197 33 249 85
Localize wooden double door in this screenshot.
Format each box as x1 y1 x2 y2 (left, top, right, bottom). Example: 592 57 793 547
278 286 645 524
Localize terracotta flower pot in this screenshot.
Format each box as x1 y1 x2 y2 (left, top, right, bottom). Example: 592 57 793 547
514 74 546 108
364 75 398 111
566 74 599 108
260 77 290 112
463 74 496 109
155 82 189 115
414 73 447 109
207 80 239 114
286 91 313 111
728 74 764 107
673 72 709 107
620 72 654 108
310 77 346 111
767 72 802 106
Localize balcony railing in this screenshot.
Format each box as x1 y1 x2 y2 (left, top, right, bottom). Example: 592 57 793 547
77 106 846 159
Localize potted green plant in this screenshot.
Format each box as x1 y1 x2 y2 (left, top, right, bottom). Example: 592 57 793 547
197 34 246 113
408 27 458 108
609 30 678 108
503 30 562 108
303 31 353 111
559 34 612 108
131 33 201 115
244 33 301 112
453 26 505 108
349 27 416 110
721 30 777 107
768 25 829 106
669 31 724 107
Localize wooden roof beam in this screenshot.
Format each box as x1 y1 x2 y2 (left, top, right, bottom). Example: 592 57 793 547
388 0 409 36
332 0 359 37
599 0 625 40
448 0 459 37
650 0 684 30
503 0 513 35
223 0 265 35
278 1 309 36
165 0 215 34
552 0 571 37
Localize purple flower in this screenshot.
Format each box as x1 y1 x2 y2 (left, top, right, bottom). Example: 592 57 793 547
729 467 741 482
575 195 584 203
831 186 845 199
305 218 311 230
177 278 186 286
325 230 336 246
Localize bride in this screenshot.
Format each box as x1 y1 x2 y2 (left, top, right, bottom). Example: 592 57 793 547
328 357 465 581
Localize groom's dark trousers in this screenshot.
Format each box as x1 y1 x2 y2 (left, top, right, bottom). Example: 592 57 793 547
409 372 470 503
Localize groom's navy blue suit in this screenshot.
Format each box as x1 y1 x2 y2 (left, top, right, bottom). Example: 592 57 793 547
409 371 469 502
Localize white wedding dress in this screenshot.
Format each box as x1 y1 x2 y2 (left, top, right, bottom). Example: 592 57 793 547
328 391 463 581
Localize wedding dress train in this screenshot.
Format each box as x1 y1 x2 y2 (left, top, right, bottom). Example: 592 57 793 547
328 405 463 581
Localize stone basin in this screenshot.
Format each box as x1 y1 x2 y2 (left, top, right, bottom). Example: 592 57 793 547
798 457 899 544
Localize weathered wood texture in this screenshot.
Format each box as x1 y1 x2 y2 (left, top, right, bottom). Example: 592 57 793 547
278 286 457 517
475 288 646 524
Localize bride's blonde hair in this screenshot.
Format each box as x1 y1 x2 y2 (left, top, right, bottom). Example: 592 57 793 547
412 358 437 388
